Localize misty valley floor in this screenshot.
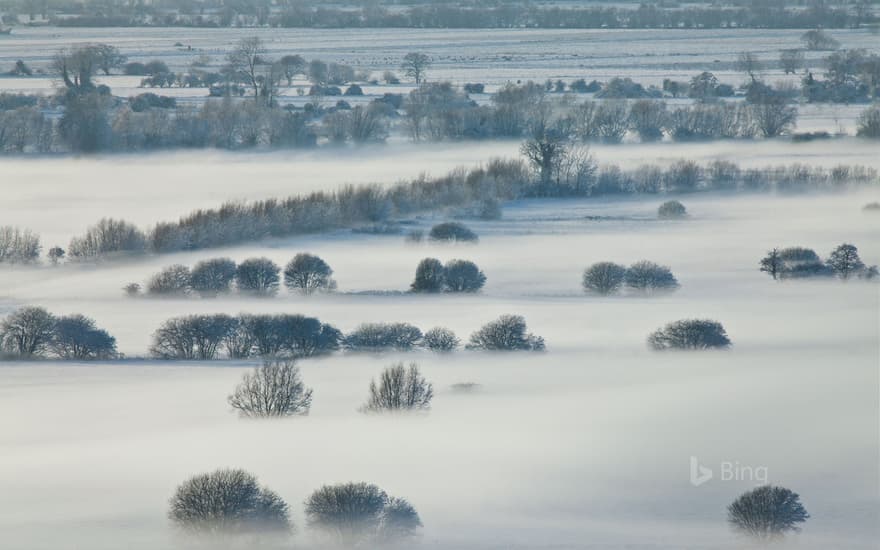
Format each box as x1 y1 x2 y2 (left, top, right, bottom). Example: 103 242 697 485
0 179 878 548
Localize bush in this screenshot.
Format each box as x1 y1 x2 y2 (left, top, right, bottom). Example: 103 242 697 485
228 358 313 417
283 253 336 294
169 469 291 534
0 226 40 264
658 200 687 219
625 261 679 292
648 319 731 350
236 257 280 296
428 222 478 242
361 362 433 413
411 257 446 292
582 262 627 295
443 259 486 292
0 306 56 357
467 314 545 351
422 327 459 352
727 485 809 539
190 258 236 297
51 314 117 359
343 323 423 351
305 482 420 545
147 264 192 296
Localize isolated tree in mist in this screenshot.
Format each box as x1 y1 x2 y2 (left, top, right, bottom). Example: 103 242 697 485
283 253 336 294
169 468 291 534
411 257 446 292
443 259 486 292
93 44 127 75
648 319 731 350
226 37 269 102
801 28 839 51
422 327 459 352
279 54 306 86
147 264 192 296
826 243 864 279
625 261 679 292
47 246 65 265
428 222 478 242
228 358 313 418
305 483 421 545
727 485 809 540
50 314 117 359
0 306 55 357
401 52 431 84
658 200 687 219
467 314 545 351
582 262 627 295
361 362 434 413
760 248 784 280
235 257 280 296
190 258 237 297
521 129 567 187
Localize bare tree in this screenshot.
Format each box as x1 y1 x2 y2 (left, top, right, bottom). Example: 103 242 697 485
379 497 422 541
727 485 809 540
0 306 55 357
467 314 545 351
658 200 687 219
93 44 127 75
190 258 237 297
826 243 865 279
279 54 305 86
228 358 313 418
284 253 336 294
235 257 280 296
361 362 433 413
147 264 192 296
801 29 839 51
226 37 272 103
759 248 784 280
169 468 291 535
582 262 627 295
648 319 731 350
411 258 446 293
780 49 805 75
749 98 797 138
401 52 431 84
625 261 679 292
422 327 460 352
0 226 40 264
736 52 762 83
443 259 486 292
51 314 117 359
305 483 388 545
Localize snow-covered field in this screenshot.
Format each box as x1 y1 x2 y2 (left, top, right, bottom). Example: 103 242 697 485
1 25 879 550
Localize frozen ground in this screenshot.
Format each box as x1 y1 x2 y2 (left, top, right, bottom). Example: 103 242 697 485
0 177 878 548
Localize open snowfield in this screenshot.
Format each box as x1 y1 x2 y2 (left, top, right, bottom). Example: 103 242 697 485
1 147 879 548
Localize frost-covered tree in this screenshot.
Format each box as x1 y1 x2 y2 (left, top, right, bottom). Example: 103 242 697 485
582 262 627 295
648 319 731 350
228 358 313 418
51 314 117 359
147 264 192 296
759 248 784 280
401 52 431 85
428 222 478 242
801 29 839 51
235 257 280 296
0 226 41 264
826 243 864 279
283 253 336 294
68 218 146 259
658 200 687 219
361 362 434 413
467 314 545 351
727 485 809 540
343 323 423 351
0 306 55 357
443 259 486 292
169 469 291 534
624 261 679 291
305 483 421 545
422 327 459 352
190 258 236 297
411 257 445 292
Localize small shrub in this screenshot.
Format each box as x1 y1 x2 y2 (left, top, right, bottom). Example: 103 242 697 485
228 358 313 418
658 200 687 219
727 485 809 540
361 362 433 413
428 222 478 242
422 327 459 352
123 282 141 296
582 262 627 295
648 319 731 350
169 469 291 534
467 315 545 351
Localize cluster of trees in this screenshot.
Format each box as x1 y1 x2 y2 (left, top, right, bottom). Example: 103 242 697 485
0 306 117 359
169 469 421 544
149 313 542 359
55 157 876 260
801 48 880 103
133 254 335 297
44 2 873 29
0 226 40 264
411 258 486 293
582 261 679 296
760 243 877 281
